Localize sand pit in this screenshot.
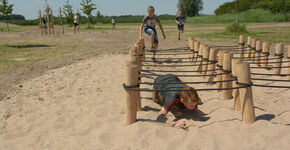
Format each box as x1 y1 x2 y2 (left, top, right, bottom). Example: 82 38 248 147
0 47 290 150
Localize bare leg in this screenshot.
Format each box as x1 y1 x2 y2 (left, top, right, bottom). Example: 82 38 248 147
74 26 76 34
153 43 158 59
77 25 79 32
150 32 155 48
178 30 181 40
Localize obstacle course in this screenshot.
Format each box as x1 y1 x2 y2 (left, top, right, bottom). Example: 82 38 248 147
123 36 290 126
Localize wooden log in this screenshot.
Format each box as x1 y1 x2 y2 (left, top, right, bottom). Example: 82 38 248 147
217 50 224 92
250 37 257 60
255 40 262 66
239 35 245 58
195 44 204 72
288 45 290 80
51 12 54 35
273 43 284 75
206 48 218 84
39 9 43 35
236 62 256 124
232 58 243 111
125 61 138 125
222 52 233 100
202 45 210 77
246 36 252 59
46 8 51 35
261 42 270 68
193 41 200 64
59 7 64 34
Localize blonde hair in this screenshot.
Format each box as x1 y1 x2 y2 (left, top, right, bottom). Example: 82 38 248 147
147 6 155 12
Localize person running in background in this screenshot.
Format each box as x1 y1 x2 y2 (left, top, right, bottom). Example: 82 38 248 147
112 17 116 30
176 10 186 40
152 74 201 128
139 6 166 62
42 16 48 34
74 13 80 34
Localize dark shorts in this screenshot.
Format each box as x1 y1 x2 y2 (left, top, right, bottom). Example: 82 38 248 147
43 24 48 29
74 23 79 27
177 24 184 31
144 27 159 44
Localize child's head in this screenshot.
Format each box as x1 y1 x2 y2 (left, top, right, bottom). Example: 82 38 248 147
76 13 80 17
180 87 200 110
178 10 182 16
147 6 155 17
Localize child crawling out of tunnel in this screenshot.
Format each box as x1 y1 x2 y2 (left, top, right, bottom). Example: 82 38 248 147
153 74 201 128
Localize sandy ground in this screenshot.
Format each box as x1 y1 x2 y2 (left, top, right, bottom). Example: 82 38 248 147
0 22 290 149
0 42 289 149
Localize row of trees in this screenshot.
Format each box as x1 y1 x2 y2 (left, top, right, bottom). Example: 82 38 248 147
215 0 290 15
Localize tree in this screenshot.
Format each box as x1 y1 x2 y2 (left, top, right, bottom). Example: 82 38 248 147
96 10 103 23
80 0 96 28
177 0 203 17
0 0 14 31
63 0 74 26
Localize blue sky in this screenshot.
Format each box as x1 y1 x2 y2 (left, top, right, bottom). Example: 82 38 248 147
9 0 233 19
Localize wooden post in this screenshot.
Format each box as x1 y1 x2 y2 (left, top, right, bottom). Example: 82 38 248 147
47 8 51 35
232 58 243 111
274 43 284 75
250 37 257 60
59 7 64 34
239 35 245 58
51 12 54 35
193 41 200 64
222 52 233 100
190 40 195 62
202 45 210 77
288 45 290 80
217 50 224 92
246 36 252 59
129 47 142 112
261 42 270 68
125 61 138 125
39 9 43 35
236 62 256 124
206 48 218 84
188 37 194 48
195 44 204 72
255 40 262 66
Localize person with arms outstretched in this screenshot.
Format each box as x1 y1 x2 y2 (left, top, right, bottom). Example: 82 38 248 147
139 6 166 62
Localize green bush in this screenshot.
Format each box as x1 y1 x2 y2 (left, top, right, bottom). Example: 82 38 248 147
225 23 247 33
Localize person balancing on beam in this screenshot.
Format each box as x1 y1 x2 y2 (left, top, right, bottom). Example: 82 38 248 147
153 74 202 128
139 6 166 63
74 13 80 34
176 10 186 40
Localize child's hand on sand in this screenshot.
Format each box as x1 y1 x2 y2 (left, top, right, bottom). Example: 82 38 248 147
174 120 186 127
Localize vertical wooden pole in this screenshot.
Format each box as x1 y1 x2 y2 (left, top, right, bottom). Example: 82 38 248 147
51 12 54 35
261 42 270 68
39 9 43 35
274 43 284 75
193 41 200 64
47 8 51 35
239 35 245 58
206 48 218 84
190 40 195 62
125 61 138 125
59 7 64 34
195 44 204 72
232 58 243 111
188 37 194 48
236 62 256 124
250 37 257 60
217 50 224 92
255 40 262 66
130 47 141 112
288 45 290 80
202 45 210 77
222 52 233 100
246 36 252 59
